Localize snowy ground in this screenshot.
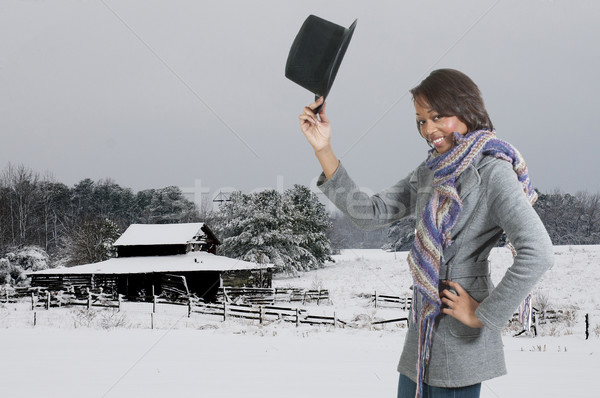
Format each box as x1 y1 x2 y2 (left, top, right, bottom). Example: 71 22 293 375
1 246 599 397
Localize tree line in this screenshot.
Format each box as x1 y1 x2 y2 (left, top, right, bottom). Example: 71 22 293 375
2 163 600 285
0 163 200 267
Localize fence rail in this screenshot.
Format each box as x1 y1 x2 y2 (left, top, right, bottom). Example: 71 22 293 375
1 286 43 303
189 299 345 327
217 287 330 305
29 289 121 310
372 291 412 310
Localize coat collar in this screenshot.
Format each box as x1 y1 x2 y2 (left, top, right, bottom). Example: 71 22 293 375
416 154 494 200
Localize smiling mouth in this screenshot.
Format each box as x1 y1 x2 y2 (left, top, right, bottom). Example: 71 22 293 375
431 137 445 146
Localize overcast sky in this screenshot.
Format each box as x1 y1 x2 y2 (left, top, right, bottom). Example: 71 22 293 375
1 0 598 208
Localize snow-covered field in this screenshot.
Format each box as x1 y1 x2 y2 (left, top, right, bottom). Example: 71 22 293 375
1 246 599 397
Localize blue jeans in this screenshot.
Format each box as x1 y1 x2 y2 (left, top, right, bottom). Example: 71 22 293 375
397 374 481 398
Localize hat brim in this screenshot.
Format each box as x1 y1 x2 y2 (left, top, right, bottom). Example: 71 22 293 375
321 19 357 100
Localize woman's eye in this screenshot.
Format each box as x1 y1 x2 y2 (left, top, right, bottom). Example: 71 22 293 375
432 115 442 121
417 120 425 126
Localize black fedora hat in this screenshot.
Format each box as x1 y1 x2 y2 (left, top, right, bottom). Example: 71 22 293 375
285 15 357 108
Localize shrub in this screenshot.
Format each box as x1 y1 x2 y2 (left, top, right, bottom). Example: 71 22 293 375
100 310 129 329
71 308 97 328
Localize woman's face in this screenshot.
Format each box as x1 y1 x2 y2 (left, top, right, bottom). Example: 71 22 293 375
414 99 468 154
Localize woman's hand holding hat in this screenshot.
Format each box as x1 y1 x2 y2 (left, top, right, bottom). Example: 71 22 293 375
299 96 331 153
299 96 339 180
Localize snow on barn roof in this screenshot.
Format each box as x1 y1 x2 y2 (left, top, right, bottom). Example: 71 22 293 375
113 223 209 246
28 251 271 275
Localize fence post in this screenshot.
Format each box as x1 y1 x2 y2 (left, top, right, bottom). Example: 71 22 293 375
87 290 91 310
295 308 300 327
188 298 192 318
33 311 37 327
333 312 337 328
46 291 50 310
223 302 227 322
259 306 263 325
153 295 157 314
31 292 35 311
586 313 589 340
374 291 378 308
151 312 154 329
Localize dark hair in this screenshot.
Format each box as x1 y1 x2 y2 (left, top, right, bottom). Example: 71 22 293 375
410 69 493 133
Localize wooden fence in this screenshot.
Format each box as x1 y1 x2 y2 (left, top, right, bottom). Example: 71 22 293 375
217 287 330 305
372 291 412 310
20 288 343 327
1 286 41 303
5 287 417 329
30 289 121 310
190 300 344 327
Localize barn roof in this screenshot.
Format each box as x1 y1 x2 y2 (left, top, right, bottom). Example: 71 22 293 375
28 251 271 276
113 223 219 246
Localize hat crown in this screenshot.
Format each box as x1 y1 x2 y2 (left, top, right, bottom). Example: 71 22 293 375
285 15 357 99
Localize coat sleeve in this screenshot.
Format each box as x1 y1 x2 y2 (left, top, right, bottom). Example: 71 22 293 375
316 161 417 231
475 160 554 330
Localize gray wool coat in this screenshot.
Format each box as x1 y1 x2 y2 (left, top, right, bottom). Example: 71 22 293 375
317 155 554 388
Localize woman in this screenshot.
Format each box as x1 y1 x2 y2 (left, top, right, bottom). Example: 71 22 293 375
298 69 553 398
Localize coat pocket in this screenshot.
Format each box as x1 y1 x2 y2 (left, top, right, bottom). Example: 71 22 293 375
447 316 482 338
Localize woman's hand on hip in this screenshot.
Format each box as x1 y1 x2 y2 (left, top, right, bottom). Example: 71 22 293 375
299 96 332 153
440 280 484 328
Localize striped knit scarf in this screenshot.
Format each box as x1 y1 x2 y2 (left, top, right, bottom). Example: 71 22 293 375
407 129 537 397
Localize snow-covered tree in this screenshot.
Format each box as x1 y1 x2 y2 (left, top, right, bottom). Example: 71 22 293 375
0 245 50 286
213 187 333 274
285 185 333 269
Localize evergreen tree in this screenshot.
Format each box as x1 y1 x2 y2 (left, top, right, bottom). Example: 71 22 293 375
214 187 333 274
285 185 333 268
146 186 199 224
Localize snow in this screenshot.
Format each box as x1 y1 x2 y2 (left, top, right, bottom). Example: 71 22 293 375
28 251 270 275
113 223 207 246
3 246 600 397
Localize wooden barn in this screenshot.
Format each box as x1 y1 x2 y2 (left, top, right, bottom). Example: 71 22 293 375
28 223 272 302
